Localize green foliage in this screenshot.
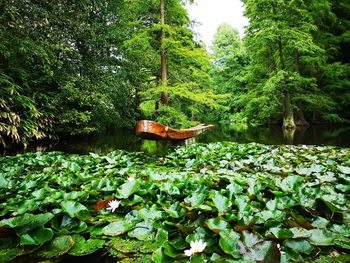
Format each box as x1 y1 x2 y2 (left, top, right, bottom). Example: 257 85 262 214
211 23 249 118
0 74 53 147
0 142 349 261
208 0 350 126
141 83 228 128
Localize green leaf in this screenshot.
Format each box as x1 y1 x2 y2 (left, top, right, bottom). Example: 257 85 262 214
19 227 53 245
61 201 91 220
138 206 165 221
241 231 260 248
0 248 25 263
219 229 241 258
212 192 232 215
0 213 53 233
0 174 9 189
267 227 294 240
206 218 230 234
184 192 206 208
128 220 154 241
117 180 139 199
69 235 105 256
338 165 350 174
102 220 134 236
335 235 350 249
164 202 186 218
0 213 54 235
108 237 144 254
163 243 182 258
309 229 335 246
152 247 165 263
242 240 279 263
284 239 313 255
36 235 74 258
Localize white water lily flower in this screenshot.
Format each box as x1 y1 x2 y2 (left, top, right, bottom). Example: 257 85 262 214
106 200 120 212
184 240 207 257
184 248 194 257
127 177 135 181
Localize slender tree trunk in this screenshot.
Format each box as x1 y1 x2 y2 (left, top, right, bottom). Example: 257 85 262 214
277 38 296 130
272 2 295 130
159 0 169 105
283 91 296 130
294 49 309 127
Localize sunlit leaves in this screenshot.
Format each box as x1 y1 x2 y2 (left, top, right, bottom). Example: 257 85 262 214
0 142 349 262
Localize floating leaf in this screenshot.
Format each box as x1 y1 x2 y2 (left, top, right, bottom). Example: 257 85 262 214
212 192 232 215
338 165 350 174
219 229 241 258
19 227 53 245
284 239 313 255
61 201 91 220
128 220 154 241
69 235 105 256
309 229 335 246
117 180 139 199
36 235 74 258
206 218 230 234
102 220 134 236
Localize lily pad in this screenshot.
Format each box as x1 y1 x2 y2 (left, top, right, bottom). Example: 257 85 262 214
36 235 74 258
309 229 335 246
69 235 105 256
102 220 134 236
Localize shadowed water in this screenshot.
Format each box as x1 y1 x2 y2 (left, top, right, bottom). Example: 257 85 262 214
4 124 348 156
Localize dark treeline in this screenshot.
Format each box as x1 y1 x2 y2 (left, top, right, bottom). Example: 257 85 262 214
1 0 349 148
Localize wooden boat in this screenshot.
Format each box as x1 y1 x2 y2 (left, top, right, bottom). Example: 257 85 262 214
136 120 215 140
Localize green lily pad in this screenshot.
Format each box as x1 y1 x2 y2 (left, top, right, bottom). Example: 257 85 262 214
309 229 335 246
19 226 53 245
206 218 230 233
0 213 54 234
338 165 350 174
36 235 74 258
267 227 294 240
219 229 241 258
102 220 134 236
61 201 91 220
212 192 232 215
128 220 154 241
284 239 313 255
117 180 139 199
69 235 105 256
108 237 144 254
0 248 25 263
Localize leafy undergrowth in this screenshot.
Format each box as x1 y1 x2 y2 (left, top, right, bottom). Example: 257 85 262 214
0 142 349 263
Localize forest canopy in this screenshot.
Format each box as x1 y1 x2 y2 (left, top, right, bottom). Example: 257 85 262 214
0 0 349 148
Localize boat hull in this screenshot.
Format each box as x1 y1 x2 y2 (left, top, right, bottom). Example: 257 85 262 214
136 120 214 140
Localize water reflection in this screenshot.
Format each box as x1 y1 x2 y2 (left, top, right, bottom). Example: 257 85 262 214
196 124 350 147
2 125 349 156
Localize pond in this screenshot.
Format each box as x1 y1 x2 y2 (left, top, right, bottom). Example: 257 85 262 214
5 124 349 156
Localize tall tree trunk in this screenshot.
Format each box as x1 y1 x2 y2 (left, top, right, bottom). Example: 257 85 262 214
294 49 309 127
159 0 169 105
277 38 296 130
283 90 296 130
273 2 296 130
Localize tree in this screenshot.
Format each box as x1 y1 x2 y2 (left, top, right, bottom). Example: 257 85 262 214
241 0 327 128
211 23 249 121
127 0 226 127
0 0 140 147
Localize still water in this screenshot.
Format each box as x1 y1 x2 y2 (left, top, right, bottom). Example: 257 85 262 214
11 124 349 156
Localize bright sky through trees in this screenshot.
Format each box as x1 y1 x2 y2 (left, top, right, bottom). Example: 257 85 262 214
186 0 248 47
